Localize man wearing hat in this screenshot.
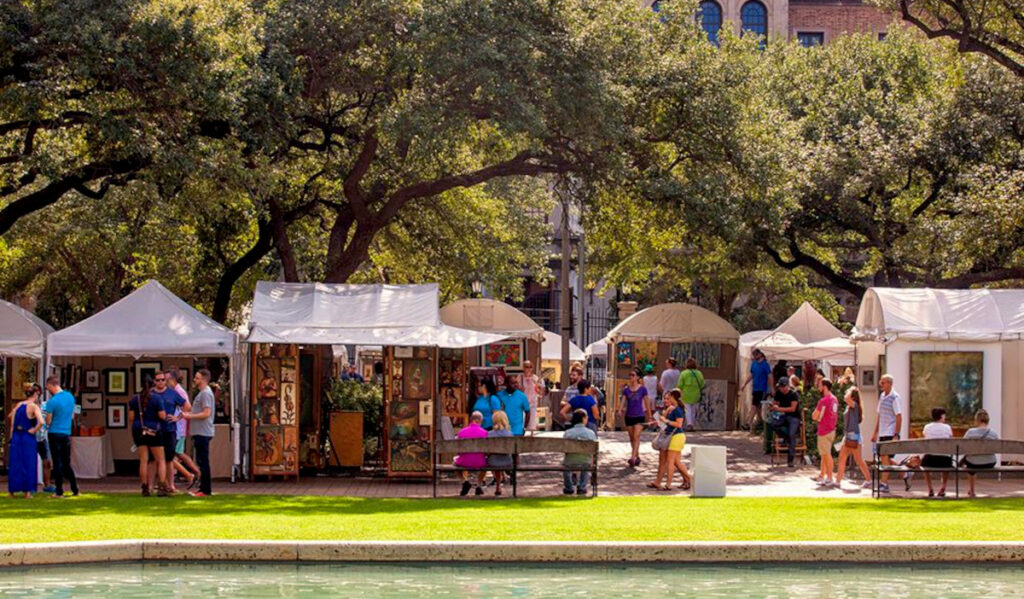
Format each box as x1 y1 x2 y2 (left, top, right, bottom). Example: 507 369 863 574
768 377 802 467
642 363 660 414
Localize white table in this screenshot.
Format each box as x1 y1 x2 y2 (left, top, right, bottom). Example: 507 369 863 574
691 444 727 497
70 435 115 479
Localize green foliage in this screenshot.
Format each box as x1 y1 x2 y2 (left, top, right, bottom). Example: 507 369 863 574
324 379 384 456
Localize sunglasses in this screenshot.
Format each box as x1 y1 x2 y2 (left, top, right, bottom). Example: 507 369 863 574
154 377 166 382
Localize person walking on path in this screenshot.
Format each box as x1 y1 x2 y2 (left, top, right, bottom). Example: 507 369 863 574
43 376 79 498
768 378 802 468
812 378 839 487
166 369 200 492
183 369 216 497
676 358 705 431
562 409 597 496
618 368 651 468
8 384 45 497
741 349 771 430
835 387 873 489
650 390 690 491
871 374 902 493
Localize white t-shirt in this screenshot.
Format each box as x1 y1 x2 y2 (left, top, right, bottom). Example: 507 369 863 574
659 368 681 393
642 375 659 404
877 390 903 436
922 421 953 439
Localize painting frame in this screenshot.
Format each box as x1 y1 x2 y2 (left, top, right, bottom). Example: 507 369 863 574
858 366 877 390
402 359 433 400
106 404 127 429
104 369 129 395
394 346 414 359
481 341 525 371
81 392 103 411
616 342 634 369
909 350 984 430
133 361 163 393
85 370 100 390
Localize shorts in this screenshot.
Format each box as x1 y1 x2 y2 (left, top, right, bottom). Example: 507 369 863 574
163 432 177 462
844 432 861 444
175 436 186 455
625 416 646 427
36 439 50 461
131 428 144 447
752 391 767 407
139 429 163 448
817 431 836 455
921 454 953 469
668 432 686 452
964 460 995 470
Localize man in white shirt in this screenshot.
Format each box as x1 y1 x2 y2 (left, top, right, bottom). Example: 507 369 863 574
657 358 681 397
521 360 544 433
871 374 903 493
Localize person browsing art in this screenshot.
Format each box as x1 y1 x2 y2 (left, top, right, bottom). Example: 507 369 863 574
182 369 216 497
472 379 501 430
497 375 531 436
43 375 79 497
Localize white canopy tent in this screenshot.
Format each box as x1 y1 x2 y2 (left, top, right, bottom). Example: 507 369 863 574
605 303 740 346
246 282 510 348
439 298 545 342
854 288 1024 342
0 299 54 360
584 340 607 358
542 332 586 362
775 301 846 344
47 280 244 478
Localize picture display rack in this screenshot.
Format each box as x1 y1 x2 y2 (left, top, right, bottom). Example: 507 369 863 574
250 343 300 480
384 346 437 477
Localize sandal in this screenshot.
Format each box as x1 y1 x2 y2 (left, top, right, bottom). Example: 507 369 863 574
646 482 660 489
658 485 672 491
679 482 691 490
937 489 946 497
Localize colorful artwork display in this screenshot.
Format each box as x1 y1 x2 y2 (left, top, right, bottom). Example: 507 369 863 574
634 342 657 371
482 342 524 370
255 426 283 466
251 344 299 476
693 379 728 431
670 343 721 369
616 342 634 368
385 346 438 477
909 351 983 429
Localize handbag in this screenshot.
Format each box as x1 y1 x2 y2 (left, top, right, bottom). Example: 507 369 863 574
652 429 672 451
843 438 859 449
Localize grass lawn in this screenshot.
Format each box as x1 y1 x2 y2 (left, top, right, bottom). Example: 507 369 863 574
3 494 1024 544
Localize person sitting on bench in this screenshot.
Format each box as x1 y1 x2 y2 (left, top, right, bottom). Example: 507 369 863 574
455 411 489 496
962 409 999 498
921 407 953 497
563 409 597 496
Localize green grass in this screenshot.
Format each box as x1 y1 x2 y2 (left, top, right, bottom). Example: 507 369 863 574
3 494 1024 544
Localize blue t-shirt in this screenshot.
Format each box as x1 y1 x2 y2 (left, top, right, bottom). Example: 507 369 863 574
43 390 75 435
750 360 771 393
471 395 501 429
497 389 531 436
128 396 143 430
664 406 685 435
151 388 184 433
139 394 166 431
568 394 598 430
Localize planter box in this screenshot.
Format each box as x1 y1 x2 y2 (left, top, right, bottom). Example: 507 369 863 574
329 411 364 467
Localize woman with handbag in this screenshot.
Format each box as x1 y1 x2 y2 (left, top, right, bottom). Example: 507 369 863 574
129 378 169 496
648 390 690 491
835 387 873 489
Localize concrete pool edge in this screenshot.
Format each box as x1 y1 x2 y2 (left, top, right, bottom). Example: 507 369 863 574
2 541 1024 566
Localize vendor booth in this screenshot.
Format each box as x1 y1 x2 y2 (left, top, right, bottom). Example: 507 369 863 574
1 299 54 468
245 283 509 479
603 303 740 430
540 331 586 387
45 280 242 480
853 288 1024 445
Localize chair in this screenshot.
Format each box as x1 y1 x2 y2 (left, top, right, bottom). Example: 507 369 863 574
535 406 550 430
771 408 808 466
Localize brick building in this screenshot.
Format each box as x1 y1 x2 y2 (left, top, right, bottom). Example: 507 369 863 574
649 0 897 46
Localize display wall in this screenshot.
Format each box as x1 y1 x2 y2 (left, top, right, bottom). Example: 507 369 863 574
384 346 436 477
251 343 300 479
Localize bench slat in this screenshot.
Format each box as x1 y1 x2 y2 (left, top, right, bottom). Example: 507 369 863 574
434 437 597 456
877 438 1024 456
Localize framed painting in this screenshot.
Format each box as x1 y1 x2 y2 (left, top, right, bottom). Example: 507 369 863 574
81 392 103 411
254 425 284 466
402 359 433 400
106 404 127 429
389 400 419 440
440 385 464 416
133 361 162 393
389 439 431 474
909 351 983 430
481 341 524 370
670 342 721 369
616 342 634 369
858 366 877 390
419 401 434 426
104 369 129 395
394 346 414 359
174 367 190 394
85 370 100 389
634 342 657 371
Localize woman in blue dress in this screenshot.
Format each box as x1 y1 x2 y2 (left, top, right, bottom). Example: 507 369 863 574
8 385 45 497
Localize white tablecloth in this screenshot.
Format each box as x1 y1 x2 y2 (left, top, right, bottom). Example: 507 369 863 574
71 435 115 479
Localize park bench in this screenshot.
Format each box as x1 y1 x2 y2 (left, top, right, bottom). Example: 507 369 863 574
874 438 1024 499
433 436 599 498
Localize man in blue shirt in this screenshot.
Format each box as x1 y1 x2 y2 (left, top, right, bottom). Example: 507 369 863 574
497 375 532 436
741 349 772 430
149 370 190 493
43 375 79 497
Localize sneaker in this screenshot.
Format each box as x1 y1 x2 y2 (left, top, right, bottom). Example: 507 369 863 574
474 486 484 496
878 483 891 493
188 491 208 497
563 489 574 495
459 481 472 496
42 486 56 494
576 489 587 496
861 481 873 489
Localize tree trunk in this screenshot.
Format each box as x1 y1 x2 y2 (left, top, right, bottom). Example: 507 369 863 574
268 198 299 282
211 221 274 324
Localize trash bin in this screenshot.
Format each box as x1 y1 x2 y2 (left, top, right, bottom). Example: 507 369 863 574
691 445 727 497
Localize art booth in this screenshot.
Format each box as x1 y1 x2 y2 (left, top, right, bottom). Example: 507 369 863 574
45 280 243 480
604 303 740 430
245 284 509 479
853 288 1024 448
0 299 54 468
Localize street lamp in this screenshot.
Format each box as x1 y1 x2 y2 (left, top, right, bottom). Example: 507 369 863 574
471 279 483 298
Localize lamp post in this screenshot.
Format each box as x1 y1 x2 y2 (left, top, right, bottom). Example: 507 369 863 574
471 279 483 298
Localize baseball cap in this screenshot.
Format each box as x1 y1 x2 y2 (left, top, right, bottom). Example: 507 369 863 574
644 364 654 374
777 378 790 388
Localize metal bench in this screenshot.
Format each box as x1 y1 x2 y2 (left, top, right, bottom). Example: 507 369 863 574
874 438 1024 498
433 436 599 498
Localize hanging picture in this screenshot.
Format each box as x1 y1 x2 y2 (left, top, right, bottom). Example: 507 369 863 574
482 341 524 370
909 351 983 429
441 385 464 416
133 361 163 393
81 392 103 411
616 342 634 368
394 346 414 359
634 342 657 371
403 359 433 400
389 439 431 473
106 404 126 429
85 370 100 389
694 379 728 431
254 426 284 466
389 400 419 439
858 366 877 390
670 343 721 369
419 401 434 426
104 369 129 395
280 382 297 425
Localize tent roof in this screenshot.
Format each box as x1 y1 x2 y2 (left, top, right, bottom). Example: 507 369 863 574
47 280 237 357
440 299 545 342
853 287 1024 342
245 282 510 348
606 303 739 346
751 331 855 361
541 332 586 362
0 299 54 359
584 340 607 358
774 302 845 344
739 330 772 352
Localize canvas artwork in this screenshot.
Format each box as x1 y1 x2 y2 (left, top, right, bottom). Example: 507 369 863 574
81 392 103 411
403 359 433 400
390 400 419 439
670 343 721 369
441 386 463 416
693 379 728 431
389 439 431 473
634 342 657 371
255 426 284 466
280 382 297 425
85 370 100 389
482 342 524 370
105 369 129 395
616 342 634 368
419 401 434 426
910 351 983 429
133 361 162 393
859 367 877 389
440 357 465 386
106 404 126 429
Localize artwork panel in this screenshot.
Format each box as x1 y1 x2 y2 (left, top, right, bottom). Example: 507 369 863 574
133 361 163 394
481 342 524 370
104 369 129 395
106 404 127 429
693 379 728 431
909 351 983 430
85 370 100 390
634 342 657 370
616 342 634 368
669 343 721 369
394 346 413 359
81 393 103 411
441 385 464 416
389 439 431 473
280 382 297 425
254 426 284 466
402 359 433 400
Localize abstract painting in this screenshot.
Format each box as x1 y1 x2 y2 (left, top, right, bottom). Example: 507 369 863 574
634 342 657 371
693 379 728 431
255 426 283 466
670 343 721 369
616 342 634 368
910 351 983 429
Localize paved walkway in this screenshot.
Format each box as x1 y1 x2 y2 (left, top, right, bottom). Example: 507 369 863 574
23 431 1023 499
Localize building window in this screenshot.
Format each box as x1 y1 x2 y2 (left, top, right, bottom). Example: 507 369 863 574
797 32 824 47
698 1 722 44
740 1 768 39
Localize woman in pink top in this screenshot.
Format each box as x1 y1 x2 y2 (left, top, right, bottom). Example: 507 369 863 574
455 411 490 496
812 378 840 487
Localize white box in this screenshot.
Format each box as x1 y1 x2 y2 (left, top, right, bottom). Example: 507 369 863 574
691 444 727 497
